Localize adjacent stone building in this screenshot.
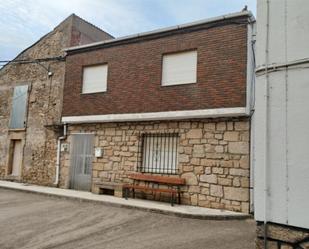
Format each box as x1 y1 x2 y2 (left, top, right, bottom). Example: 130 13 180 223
0 14 113 185
60 11 255 213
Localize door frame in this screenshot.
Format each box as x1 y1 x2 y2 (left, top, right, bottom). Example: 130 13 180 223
6 131 25 181
69 133 95 191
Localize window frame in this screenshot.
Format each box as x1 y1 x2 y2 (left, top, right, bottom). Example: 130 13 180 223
9 85 29 130
139 133 179 175
161 49 198 87
81 63 108 94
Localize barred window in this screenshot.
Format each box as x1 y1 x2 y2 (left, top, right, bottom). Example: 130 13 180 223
140 133 179 174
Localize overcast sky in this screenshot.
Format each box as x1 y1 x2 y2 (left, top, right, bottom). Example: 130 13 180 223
0 0 256 61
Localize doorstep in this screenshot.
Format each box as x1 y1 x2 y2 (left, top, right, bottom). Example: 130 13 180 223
0 180 251 220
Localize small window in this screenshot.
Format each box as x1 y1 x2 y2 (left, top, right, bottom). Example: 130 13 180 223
82 64 108 94
10 85 28 129
162 50 197 86
141 133 179 174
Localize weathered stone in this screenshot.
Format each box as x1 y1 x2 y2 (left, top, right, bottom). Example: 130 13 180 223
215 145 224 153
224 131 239 141
204 123 216 131
182 172 198 185
230 168 249 177
234 121 249 131
210 185 223 197
280 244 293 249
193 144 205 157
216 122 226 131
188 185 200 193
300 241 309 249
239 155 249 169
224 187 249 201
186 129 203 139
228 142 249 154
218 177 232 186
200 174 217 184
178 154 190 163
257 223 309 243
233 177 241 187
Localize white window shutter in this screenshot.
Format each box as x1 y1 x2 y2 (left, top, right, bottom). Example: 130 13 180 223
162 50 197 86
82 64 108 94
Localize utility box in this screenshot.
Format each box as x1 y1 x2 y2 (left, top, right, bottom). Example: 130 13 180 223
60 143 69 152
94 147 103 157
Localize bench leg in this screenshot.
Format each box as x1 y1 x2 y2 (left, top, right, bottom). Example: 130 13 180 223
124 188 128 200
171 192 174 207
132 188 135 199
178 186 181 205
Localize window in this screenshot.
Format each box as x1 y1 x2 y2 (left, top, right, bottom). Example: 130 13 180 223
140 133 179 174
162 50 197 86
82 64 108 94
10 85 28 129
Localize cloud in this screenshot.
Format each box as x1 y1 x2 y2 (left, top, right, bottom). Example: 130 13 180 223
0 0 256 61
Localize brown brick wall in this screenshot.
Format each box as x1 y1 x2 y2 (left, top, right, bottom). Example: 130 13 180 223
63 18 248 117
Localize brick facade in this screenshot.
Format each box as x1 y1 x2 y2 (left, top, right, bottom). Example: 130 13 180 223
63 16 248 117
60 118 250 213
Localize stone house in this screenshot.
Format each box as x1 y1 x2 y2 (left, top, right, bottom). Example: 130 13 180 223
0 14 113 185
60 11 255 213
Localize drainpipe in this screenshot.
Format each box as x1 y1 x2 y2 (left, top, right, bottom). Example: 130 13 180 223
54 123 67 186
264 0 271 248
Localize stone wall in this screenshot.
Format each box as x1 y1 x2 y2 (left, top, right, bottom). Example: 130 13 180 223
60 117 250 213
0 15 111 185
256 222 309 249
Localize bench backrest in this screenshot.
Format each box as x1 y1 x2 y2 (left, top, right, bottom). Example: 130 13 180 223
128 173 185 185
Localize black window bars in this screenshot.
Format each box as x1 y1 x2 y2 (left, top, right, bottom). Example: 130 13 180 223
137 133 179 174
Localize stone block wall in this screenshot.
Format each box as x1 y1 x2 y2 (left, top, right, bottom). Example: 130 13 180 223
0 15 111 185
256 222 309 249
60 117 251 213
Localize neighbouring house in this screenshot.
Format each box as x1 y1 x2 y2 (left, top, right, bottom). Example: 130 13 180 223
0 14 113 185
60 11 255 213
254 0 309 248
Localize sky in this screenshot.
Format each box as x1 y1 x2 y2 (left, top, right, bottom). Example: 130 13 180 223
0 0 256 61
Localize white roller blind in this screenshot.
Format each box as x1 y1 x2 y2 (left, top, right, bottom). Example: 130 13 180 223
82 64 108 94
162 50 197 86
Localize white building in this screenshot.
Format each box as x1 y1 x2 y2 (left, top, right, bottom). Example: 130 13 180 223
254 0 309 248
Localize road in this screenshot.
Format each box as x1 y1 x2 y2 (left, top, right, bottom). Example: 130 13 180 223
0 188 255 249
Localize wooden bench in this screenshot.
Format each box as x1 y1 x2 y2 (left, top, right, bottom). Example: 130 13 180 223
123 173 186 206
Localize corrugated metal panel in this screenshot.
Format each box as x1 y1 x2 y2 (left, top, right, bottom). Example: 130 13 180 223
9 85 28 129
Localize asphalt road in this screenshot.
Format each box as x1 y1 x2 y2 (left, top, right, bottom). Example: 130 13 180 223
0 188 255 249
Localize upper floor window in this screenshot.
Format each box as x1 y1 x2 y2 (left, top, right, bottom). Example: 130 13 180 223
82 64 108 94
10 85 28 129
161 50 197 86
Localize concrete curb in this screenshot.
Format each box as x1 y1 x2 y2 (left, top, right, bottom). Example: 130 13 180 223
0 184 252 221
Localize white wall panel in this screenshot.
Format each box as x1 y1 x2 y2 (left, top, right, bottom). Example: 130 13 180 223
255 0 309 229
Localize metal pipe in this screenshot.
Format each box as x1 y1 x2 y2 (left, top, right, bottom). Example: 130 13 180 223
54 123 67 185
264 0 271 248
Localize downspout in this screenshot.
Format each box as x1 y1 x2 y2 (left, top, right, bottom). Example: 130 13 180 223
54 123 67 186
264 0 271 248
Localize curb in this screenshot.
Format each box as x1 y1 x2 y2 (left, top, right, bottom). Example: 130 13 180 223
0 185 252 221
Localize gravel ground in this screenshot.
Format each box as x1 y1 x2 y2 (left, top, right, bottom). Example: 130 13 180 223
0 188 255 249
